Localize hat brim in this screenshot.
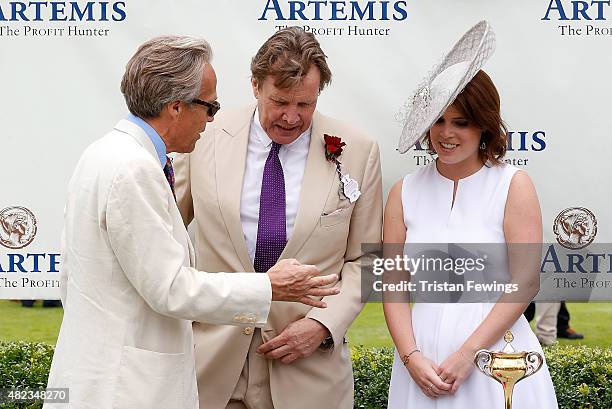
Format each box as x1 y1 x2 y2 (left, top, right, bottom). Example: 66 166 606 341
398 21 496 154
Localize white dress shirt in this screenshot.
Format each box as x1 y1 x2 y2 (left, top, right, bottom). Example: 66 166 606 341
240 109 311 262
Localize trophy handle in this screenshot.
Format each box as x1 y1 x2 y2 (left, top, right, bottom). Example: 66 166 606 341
522 351 544 380
473 350 495 379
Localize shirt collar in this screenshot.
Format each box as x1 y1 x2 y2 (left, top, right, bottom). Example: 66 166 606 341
252 108 311 152
126 113 167 168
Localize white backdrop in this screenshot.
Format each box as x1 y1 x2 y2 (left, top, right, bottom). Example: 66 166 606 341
1 0 611 299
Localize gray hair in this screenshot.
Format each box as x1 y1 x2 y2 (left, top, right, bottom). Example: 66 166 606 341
121 35 212 118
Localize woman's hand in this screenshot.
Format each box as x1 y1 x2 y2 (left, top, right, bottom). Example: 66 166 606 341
437 349 475 394
405 352 452 398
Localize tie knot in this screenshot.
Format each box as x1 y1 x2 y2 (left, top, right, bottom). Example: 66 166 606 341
270 142 281 155
164 156 172 169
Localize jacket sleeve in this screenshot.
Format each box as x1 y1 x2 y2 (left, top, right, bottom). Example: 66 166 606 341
307 141 383 347
105 158 272 326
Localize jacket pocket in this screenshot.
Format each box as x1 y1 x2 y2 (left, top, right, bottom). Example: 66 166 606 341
320 206 352 228
112 346 185 409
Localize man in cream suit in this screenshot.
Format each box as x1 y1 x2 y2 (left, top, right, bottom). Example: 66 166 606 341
44 36 338 409
174 28 383 409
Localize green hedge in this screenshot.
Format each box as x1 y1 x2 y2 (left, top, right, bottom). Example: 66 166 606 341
0 342 53 409
1 341 611 409
544 346 612 409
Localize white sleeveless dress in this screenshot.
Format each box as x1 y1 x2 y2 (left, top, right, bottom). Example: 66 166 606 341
387 162 558 409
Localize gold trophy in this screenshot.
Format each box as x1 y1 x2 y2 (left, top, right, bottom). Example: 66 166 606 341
474 331 543 409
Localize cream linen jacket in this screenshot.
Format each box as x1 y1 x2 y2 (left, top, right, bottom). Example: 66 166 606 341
44 119 272 409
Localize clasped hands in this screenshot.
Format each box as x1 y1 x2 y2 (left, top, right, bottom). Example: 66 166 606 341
404 349 475 399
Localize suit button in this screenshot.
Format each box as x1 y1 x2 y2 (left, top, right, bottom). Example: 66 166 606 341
242 326 254 335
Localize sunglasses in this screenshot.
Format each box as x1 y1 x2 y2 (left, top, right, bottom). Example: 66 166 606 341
191 98 221 117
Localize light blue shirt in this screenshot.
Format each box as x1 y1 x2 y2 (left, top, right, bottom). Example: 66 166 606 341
126 113 167 168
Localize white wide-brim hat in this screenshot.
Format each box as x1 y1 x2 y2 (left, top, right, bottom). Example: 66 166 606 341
397 20 496 154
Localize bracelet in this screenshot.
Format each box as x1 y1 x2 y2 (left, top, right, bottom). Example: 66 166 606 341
401 349 421 367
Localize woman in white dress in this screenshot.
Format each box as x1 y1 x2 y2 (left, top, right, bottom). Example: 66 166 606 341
384 70 559 408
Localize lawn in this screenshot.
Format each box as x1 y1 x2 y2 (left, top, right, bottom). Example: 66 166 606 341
0 301 64 345
1 300 611 348
348 302 612 348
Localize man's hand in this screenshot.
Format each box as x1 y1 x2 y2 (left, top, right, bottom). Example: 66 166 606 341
267 259 339 308
257 318 330 364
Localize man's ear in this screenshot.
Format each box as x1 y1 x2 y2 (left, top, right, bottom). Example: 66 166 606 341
251 78 260 99
166 100 182 120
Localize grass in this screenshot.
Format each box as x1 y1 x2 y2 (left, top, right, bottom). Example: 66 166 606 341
0 301 63 345
346 302 612 348
0 300 610 348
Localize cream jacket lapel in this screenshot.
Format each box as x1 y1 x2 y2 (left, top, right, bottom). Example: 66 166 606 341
280 111 337 259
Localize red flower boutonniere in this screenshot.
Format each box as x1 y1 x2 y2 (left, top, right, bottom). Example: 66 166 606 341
324 134 346 164
323 133 361 203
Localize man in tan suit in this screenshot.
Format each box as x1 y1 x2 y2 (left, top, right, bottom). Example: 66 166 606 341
174 27 383 409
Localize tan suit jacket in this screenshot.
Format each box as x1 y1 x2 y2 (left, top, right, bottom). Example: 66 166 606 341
174 105 383 409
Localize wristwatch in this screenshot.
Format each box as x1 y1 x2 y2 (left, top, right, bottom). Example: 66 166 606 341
320 334 334 350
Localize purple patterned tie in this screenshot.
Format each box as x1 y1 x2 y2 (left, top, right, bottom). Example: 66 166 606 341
254 142 286 273
163 156 176 201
